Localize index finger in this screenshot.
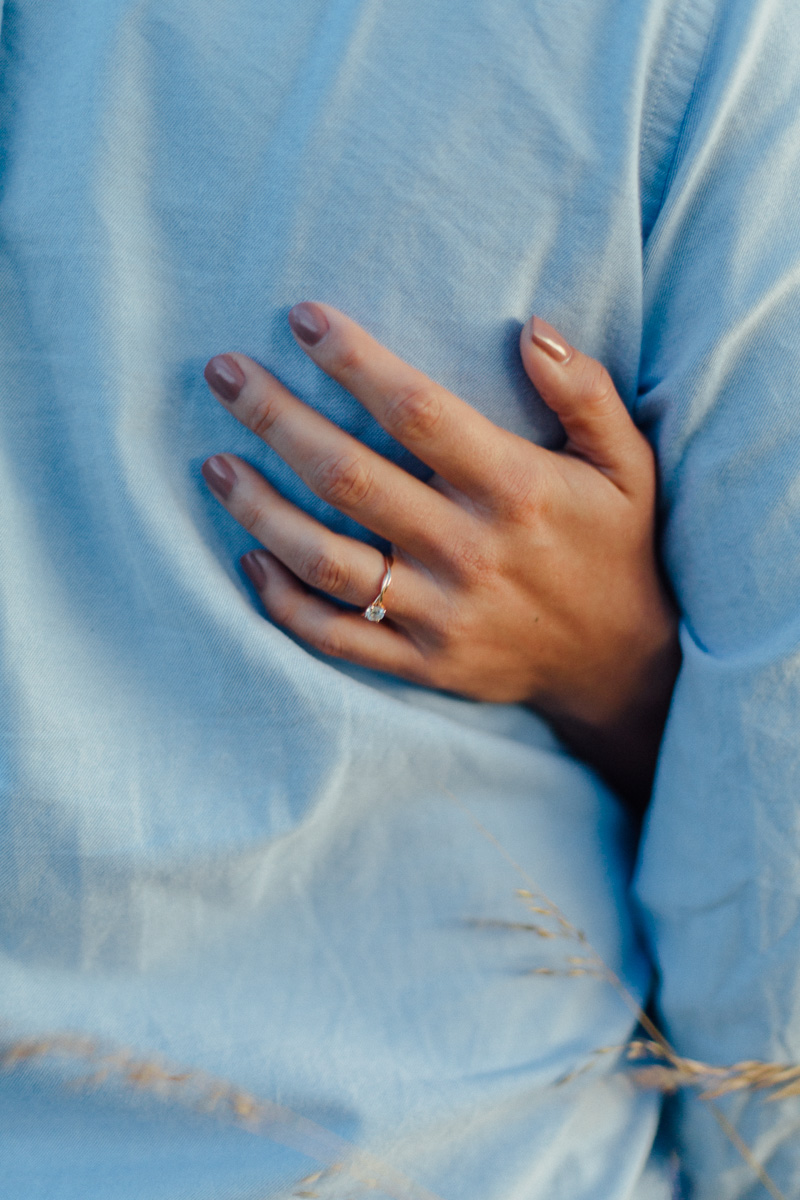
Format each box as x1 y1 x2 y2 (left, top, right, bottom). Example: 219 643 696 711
287 301 538 506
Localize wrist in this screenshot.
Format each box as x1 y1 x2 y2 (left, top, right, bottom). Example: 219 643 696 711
537 606 682 814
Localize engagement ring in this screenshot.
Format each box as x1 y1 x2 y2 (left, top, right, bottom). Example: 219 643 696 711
363 556 393 622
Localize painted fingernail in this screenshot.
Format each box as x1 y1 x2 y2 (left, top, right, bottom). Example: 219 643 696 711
288 302 330 347
201 455 237 499
530 317 572 363
204 354 245 402
242 551 268 588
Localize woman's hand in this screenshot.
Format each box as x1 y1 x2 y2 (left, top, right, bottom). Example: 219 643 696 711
201 302 680 809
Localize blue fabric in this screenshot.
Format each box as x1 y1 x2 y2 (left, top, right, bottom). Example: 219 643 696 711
0 1 797 1196
634 0 800 1191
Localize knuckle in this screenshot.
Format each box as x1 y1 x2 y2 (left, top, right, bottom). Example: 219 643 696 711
385 382 443 442
315 628 346 659
495 460 543 518
250 399 281 441
449 535 495 586
237 498 265 537
576 358 618 412
333 344 367 382
311 452 373 507
299 549 350 595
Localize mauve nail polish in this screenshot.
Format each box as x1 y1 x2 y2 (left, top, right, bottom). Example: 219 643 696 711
201 455 237 499
288 302 330 346
204 354 245 402
242 551 268 588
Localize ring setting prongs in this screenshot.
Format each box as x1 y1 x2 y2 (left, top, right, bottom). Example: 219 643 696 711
363 555 393 622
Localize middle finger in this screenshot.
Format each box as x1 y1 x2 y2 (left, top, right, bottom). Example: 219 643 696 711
204 353 458 566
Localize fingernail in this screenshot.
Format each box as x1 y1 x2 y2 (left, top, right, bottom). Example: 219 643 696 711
241 551 268 588
204 354 245 402
201 455 237 499
530 317 572 363
288 302 330 347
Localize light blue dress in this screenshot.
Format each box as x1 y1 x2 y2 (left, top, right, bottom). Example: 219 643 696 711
0 1 798 1197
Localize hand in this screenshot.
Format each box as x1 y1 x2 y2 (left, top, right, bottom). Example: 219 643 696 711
201 302 680 809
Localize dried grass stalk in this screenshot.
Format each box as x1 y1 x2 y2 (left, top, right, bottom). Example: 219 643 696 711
447 789 794 1200
0 1030 442 1200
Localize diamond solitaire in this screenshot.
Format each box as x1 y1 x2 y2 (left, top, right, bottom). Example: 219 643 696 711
362 556 393 623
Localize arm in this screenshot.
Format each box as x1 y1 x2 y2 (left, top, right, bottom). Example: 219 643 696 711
201 303 679 810
632 0 800 1186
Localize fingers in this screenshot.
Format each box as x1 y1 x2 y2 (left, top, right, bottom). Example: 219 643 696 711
239 550 430 681
284 301 534 505
200 453 439 626
519 316 653 493
203 353 458 564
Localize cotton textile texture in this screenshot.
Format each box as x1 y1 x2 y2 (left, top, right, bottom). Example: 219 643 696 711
1 0 799 1197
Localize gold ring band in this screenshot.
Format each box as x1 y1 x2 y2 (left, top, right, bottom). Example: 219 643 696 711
363 555 393 622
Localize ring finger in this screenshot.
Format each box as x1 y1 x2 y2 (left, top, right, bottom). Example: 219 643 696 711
202 452 441 626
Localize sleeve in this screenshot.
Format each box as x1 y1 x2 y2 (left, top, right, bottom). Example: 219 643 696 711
633 0 800 1193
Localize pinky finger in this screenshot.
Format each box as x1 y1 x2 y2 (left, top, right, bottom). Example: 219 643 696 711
241 550 429 681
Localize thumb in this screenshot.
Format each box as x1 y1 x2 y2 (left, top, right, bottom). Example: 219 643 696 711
519 315 649 489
